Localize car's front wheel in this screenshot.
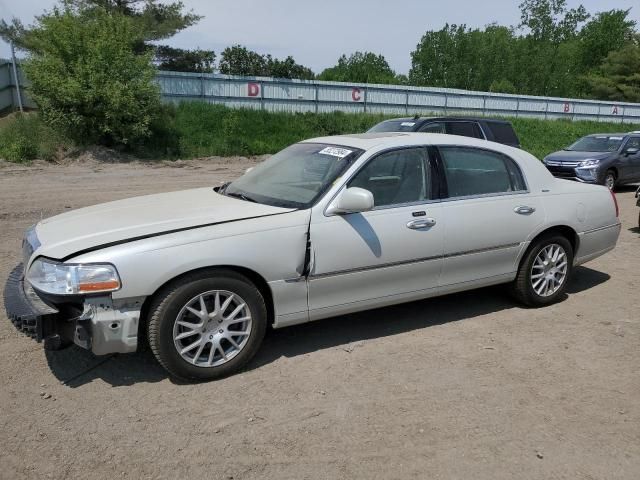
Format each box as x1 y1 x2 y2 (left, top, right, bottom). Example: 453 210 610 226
511 234 573 307
147 270 267 381
603 169 616 190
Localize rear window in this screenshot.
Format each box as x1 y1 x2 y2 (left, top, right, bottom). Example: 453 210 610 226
367 120 418 133
487 122 520 145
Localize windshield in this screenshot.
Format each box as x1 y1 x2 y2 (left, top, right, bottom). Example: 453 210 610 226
367 120 418 133
566 135 624 152
224 143 363 209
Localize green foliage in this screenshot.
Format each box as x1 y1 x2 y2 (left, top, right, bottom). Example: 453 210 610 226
318 51 398 84
22 7 161 146
61 0 201 42
409 2 636 99
0 113 70 163
169 103 639 161
2 106 638 163
219 45 314 79
156 46 216 73
585 42 640 102
490 79 517 94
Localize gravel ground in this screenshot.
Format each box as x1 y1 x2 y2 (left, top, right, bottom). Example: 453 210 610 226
0 157 638 480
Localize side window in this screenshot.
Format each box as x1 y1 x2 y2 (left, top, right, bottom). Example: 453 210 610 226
348 148 430 207
440 147 526 198
625 137 640 150
446 122 484 139
488 122 519 145
419 122 445 133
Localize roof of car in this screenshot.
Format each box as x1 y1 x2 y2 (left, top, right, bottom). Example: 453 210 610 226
586 133 628 137
302 132 510 151
378 116 512 124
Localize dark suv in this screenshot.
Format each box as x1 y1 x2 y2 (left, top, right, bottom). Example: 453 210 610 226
367 117 521 148
543 132 640 190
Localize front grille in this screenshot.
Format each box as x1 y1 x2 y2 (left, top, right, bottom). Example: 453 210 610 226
545 160 581 167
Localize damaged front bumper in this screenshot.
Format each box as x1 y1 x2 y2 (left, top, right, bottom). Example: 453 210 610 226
4 264 142 355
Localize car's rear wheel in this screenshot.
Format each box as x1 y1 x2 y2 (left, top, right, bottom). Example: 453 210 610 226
147 270 267 381
603 170 616 190
511 234 573 307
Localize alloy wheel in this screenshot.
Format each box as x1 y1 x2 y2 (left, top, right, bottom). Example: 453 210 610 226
173 290 252 368
530 243 568 297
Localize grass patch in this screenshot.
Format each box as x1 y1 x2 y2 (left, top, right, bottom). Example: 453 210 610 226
1 104 638 162
172 103 639 160
0 112 71 163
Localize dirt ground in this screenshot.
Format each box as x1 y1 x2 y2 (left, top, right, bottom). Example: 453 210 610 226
0 156 638 480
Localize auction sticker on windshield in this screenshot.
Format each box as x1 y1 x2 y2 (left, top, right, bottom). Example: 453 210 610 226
318 147 353 158
401 122 416 127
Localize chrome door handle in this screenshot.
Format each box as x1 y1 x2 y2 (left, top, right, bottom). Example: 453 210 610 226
407 218 436 229
514 206 536 215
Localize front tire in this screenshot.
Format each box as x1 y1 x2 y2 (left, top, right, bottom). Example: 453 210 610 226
147 270 267 381
603 170 616 190
511 234 573 307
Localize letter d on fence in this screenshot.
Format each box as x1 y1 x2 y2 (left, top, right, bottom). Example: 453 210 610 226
248 83 260 97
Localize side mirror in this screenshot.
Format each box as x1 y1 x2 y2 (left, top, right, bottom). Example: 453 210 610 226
326 187 374 215
625 147 639 156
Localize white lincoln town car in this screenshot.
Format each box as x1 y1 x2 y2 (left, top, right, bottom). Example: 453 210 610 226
4 133 621 380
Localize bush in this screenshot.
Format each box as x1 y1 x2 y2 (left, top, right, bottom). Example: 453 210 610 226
22 6 160 147
0 113 70 163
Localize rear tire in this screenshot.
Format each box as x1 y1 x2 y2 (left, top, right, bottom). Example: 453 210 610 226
511 234 573 307
147 270 267 381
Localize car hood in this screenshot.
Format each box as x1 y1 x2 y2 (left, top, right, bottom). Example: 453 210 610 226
34 187 295 260
544 150 613 162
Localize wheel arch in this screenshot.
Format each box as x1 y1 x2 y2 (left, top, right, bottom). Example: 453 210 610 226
519 224 579 268
138 265 275 345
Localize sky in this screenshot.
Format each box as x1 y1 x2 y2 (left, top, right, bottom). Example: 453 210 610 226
1 0 639 74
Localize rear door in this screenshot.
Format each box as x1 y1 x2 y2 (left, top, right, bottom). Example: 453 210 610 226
436 146 544 287
622 136 640 180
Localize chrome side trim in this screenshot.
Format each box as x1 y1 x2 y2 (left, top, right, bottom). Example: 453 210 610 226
309 254 441 280
308 242 522 280
582 223 622 235
443 242 522 259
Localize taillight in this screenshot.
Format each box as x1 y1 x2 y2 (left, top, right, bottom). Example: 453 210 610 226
609 189 619 218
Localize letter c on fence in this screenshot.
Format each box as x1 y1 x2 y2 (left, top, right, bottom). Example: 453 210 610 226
612 106 619 115
248 83 260 97
563 102 571 113
352 88 361 102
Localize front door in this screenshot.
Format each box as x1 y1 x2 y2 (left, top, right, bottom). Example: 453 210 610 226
436 146 545 287
622 136 640 180
307 147 444 320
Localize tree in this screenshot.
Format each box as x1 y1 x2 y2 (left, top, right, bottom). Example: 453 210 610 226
219 45 268 76
266 55 314 80
156 46 215 73
21 6 160 146
578 9 636 70
218 45 314 79
585 41 640 102
1 0 205 71
517 0 589 96
318 52 397 84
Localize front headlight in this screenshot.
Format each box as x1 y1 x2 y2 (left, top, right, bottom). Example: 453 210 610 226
579 158 601 167
26 258 121 295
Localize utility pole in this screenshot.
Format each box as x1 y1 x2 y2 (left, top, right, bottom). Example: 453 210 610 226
10 41 23 112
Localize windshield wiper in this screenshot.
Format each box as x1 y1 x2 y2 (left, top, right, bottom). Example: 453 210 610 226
225 191 258 203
